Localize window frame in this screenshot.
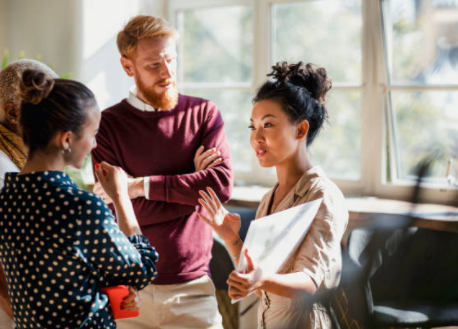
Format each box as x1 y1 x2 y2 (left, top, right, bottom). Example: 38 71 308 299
168 0 458 204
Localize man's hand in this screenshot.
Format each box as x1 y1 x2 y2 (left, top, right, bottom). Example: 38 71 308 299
194 146 222 172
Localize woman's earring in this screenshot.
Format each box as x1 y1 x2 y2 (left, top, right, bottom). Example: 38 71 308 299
62 145 71 154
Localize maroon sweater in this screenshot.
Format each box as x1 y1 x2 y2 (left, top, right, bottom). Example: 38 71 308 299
92 95 233 284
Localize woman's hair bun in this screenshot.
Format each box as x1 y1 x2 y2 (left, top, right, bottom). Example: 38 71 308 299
268 61 332 105
19 69 55 105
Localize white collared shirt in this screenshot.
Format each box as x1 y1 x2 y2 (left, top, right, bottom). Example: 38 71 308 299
127 87 162 112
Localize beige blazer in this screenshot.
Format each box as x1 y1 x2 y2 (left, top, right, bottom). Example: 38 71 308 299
255 167 349 329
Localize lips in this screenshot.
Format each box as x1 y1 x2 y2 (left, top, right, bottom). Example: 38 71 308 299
155 80 174 88
255 148 266 158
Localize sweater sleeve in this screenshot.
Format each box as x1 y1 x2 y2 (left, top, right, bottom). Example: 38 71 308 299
91 113 189 218
146 104 233 206
77 198 159 290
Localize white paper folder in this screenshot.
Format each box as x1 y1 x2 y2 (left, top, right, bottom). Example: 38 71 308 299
232 198 323 303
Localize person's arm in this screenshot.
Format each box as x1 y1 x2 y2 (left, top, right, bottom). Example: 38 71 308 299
141 104 233 206
0 263 13 320
91 119 191 224
77 199 158 290
198 187 242 262
226 250 317 300
86 162 159 289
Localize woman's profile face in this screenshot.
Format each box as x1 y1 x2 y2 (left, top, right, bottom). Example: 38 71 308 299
69 105 101 169
249 99 301 168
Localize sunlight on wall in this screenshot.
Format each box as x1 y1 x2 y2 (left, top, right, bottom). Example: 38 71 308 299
87 71 109 110
82 0 141 60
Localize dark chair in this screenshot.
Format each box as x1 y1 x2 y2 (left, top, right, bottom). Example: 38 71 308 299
209 206 257 328
209 206 256 289
341 225 458 328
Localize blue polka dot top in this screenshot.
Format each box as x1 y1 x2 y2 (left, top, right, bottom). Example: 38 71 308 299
0 171 159 329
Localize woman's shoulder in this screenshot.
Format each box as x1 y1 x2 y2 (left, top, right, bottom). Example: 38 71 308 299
300 167 344 201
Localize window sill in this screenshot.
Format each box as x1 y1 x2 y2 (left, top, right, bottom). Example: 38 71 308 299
229 186 458 234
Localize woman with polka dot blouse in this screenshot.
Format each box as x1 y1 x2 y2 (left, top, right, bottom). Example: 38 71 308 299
0 70 159 329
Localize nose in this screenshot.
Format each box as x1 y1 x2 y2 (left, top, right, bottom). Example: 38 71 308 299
251 128 264 145
162 61 174 80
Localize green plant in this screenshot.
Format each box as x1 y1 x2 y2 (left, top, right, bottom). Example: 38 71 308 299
1 48 72 78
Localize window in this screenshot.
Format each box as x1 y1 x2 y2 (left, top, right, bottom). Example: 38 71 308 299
382 0 458 185
169 0 458 203
174 4 254 174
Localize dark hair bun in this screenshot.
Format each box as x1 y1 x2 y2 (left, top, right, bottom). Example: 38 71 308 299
20 69 55 105
268 61 332 106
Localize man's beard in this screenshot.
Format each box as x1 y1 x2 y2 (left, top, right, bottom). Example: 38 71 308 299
136 77 179 110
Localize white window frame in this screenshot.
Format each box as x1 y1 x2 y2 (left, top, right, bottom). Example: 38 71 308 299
168 0 458 204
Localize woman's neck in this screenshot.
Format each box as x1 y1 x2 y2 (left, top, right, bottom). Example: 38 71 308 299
275 149 312 192
20 151 66 174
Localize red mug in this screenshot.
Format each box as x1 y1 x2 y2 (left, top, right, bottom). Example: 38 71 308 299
101 285 140 319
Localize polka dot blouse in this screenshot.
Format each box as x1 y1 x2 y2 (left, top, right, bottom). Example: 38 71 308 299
0 171 159 329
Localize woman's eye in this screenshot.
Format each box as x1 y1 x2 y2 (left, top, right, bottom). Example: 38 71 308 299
248 125 255 130
263 123 273 128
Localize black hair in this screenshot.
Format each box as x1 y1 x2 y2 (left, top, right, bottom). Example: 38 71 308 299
253 61 332 146
19 69 96 156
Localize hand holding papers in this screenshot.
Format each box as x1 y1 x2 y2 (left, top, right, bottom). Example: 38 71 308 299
232 198 323 303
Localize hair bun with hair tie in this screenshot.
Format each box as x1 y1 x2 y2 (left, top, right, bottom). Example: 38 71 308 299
19 69 55 105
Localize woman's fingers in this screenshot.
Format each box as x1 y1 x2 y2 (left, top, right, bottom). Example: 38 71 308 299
198 190 217 213
198 196 216 217
228 285 246 300
207 187 222 209
122 287 140 311
197 213 214 227
245 248 256 272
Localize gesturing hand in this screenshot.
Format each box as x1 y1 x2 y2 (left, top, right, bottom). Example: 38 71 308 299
194 146 222 172
228 249 263 300
198 187 241 243
94 162 128 203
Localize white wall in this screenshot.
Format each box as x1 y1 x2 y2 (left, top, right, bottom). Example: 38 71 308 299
0 0 6 58
80 0 166 109
0 0 166 109
3 0 80 76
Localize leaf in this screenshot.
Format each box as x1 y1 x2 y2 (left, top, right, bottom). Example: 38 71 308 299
18 50 25 59
2 48 8 68
60 72 73 79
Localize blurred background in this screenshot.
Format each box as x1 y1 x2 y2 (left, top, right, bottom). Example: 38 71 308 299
1 0 458 204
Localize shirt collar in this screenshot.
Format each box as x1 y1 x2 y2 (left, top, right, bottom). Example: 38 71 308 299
293 166 325 198
127 86 161 112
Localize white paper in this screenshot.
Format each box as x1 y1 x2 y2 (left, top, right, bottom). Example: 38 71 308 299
231 198 323 303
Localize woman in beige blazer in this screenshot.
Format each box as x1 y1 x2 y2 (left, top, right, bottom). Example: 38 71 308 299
198 61 349 329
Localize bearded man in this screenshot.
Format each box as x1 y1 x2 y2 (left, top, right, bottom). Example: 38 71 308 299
91 15 233 329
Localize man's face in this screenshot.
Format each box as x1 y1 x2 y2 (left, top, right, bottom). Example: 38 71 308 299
123 35 178 110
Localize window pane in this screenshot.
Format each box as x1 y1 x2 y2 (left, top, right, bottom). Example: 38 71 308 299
179 6 253 83
390 90 458 180
184 89 253 172
272 0 362 84
383 0 458 84
310 90 361 180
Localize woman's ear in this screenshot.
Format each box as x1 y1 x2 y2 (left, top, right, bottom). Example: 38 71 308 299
58 131 73 151
296 120 309 140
